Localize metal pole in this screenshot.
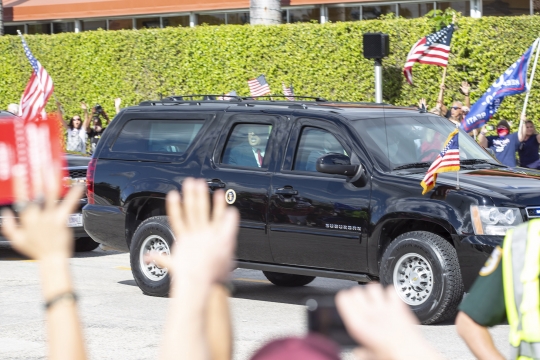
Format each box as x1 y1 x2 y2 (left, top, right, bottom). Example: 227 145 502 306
375 58 383 103
522 38 540 117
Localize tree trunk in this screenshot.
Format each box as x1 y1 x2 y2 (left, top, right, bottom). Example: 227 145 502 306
250 0 281 25
0 0 4 36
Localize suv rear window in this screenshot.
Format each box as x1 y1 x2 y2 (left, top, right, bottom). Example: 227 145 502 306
112 120 204 154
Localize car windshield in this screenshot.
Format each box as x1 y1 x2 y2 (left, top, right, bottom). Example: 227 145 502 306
350 114 500 172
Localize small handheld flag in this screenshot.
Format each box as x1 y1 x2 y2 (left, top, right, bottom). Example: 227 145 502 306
420 129 460 195
461 43 535 133
403 24 454 85
17 31 54 122
248 75 271 97
282 83 294 100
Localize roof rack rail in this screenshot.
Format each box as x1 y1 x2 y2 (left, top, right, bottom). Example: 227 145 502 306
165 94 242 101
242 95 327 102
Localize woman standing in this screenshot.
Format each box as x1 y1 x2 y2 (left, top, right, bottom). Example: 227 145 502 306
518 116 540 169
59 102 91 153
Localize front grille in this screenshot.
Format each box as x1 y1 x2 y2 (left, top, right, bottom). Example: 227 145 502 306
526 207 540 219
69 169 87 179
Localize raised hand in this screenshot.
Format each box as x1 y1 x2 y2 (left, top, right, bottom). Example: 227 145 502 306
147 178 239 286
336 285 444 360
1 165 84 260
80 102 88 111
460 81 471 96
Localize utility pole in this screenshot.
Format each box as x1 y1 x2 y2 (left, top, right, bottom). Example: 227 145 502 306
250 0 281 25
0 0 4 36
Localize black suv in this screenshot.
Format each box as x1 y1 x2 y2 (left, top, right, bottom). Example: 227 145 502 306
83 96 540 324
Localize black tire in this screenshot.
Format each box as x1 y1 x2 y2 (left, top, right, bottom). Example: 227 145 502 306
380 231 463 325
74 237 100 252
263 271 316 287
130 216 174 297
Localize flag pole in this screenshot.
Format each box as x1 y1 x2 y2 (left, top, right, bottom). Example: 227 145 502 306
521 38 540 121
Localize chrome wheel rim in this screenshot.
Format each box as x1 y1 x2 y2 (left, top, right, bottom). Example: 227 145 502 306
393 253 433 306
139 235 170 282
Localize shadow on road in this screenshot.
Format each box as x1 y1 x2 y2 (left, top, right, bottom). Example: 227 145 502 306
0 244 122 261
118 279 138 287
231 281 355 306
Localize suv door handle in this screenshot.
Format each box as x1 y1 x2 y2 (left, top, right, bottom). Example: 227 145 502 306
275 187 298 196
207 179 226 189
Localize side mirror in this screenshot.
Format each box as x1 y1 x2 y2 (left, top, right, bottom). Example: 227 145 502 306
316 153 359 176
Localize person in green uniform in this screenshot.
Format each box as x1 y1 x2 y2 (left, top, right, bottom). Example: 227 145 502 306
457 219 540 360
456 245 506 360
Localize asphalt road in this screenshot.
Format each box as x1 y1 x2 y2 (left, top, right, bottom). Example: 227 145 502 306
0 244 509 360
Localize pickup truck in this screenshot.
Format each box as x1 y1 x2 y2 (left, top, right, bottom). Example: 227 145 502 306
83 96 540 324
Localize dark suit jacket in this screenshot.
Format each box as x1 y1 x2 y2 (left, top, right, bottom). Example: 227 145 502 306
228 144 260 168
305 150 326 172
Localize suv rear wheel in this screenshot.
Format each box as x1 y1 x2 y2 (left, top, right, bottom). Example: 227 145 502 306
130 216 173 297
380 231 463 324
263 271 316 287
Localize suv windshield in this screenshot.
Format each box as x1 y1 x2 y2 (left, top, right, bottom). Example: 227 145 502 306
351 115 500 172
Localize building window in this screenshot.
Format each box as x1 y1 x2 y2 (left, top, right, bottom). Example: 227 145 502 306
227 12 250 24
108 19 133 30
52 22 74 33
4 25 24 35
82 20 107 31
399 3 434 18
483 0 530 16
27 23 51 34
136 17 161 29
362 6 395 20
288 7 320 23
198 13 226 25
328 6 361 22
437 1 471 15
162 16 190 27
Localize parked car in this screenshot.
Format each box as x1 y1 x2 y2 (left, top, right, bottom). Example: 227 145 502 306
83 96 540 324
0 152 99 252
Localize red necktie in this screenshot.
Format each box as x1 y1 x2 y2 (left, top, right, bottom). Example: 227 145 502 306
257 149 263 167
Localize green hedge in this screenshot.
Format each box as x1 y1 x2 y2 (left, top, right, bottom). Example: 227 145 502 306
1 15 540 130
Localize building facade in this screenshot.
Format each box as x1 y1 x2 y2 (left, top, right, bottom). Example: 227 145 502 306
3 0 534 35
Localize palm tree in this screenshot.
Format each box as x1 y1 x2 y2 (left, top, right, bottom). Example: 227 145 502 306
0 0 4 36
250 0 281 25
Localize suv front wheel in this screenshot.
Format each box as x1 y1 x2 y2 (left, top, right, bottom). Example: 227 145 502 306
130 216 174 297
380 231 463 324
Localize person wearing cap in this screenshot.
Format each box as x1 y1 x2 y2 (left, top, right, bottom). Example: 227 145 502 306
478 120 519 167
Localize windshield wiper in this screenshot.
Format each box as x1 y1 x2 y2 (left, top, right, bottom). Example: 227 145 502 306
461 159 506 167
393 162 432 170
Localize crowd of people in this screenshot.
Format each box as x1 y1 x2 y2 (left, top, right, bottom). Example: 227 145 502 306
6 98 121 155
418 81 540 169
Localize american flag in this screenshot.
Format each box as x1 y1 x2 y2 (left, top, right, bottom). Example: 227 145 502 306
403 24 454 85
248 75 271 97
218 90 237 100
282 83 294 101
18 32 54 122
420 129 460 195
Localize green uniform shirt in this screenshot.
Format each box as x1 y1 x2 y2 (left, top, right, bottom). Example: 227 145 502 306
459 246 507 327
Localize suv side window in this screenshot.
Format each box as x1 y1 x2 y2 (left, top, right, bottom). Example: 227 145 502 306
221 123 273 168
293 127 347 172
112 120 204 154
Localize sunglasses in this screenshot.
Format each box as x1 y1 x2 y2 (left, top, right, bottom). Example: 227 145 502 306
451 107 462 110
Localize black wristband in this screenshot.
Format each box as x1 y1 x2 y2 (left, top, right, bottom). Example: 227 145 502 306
45 292 77 310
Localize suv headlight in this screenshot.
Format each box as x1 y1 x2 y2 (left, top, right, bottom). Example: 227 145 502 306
471 205 523 236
